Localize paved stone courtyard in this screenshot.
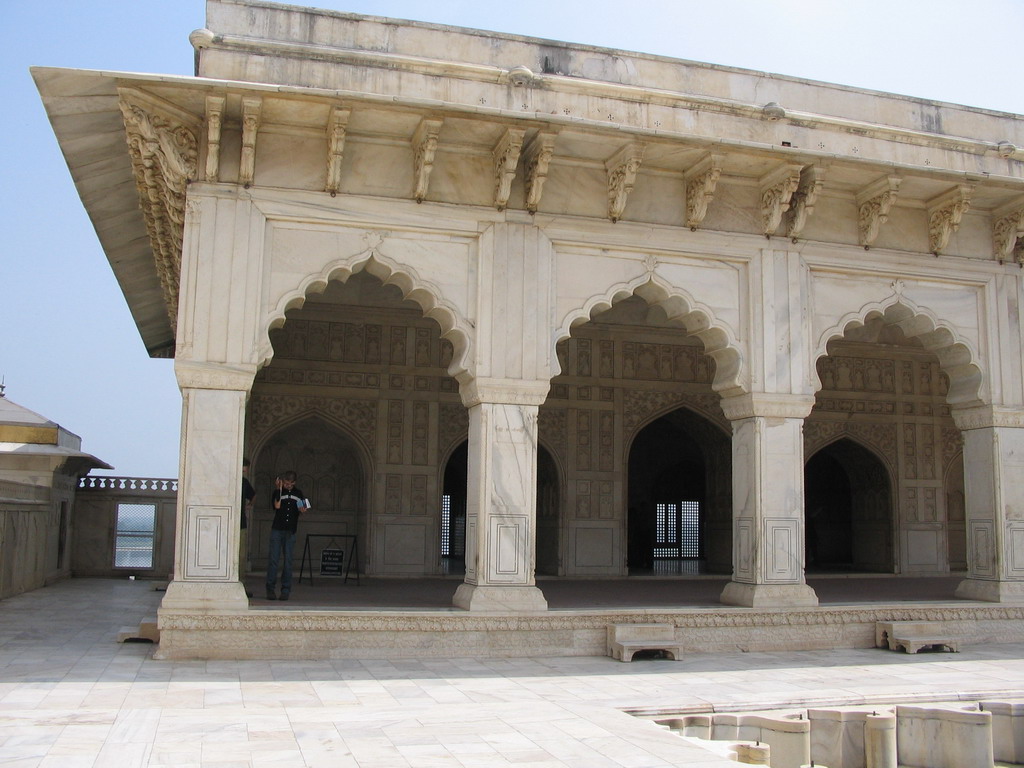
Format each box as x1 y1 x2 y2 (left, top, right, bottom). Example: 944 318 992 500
2 578 1024 766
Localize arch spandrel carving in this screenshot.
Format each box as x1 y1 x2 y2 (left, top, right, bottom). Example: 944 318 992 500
259 227 474 383
554 270 746 398
811 277 985 407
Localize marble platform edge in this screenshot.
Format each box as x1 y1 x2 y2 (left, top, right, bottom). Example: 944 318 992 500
154 601 1024 660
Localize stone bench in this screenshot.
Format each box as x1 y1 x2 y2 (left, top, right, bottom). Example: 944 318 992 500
607 623 682 662
876 621 959 654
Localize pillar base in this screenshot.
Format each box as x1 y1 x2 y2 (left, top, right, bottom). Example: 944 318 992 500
955 577 1024 603
453 583 548 612
720 581 818 608
159 580 250 613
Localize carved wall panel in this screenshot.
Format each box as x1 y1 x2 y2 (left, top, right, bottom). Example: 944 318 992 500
538 407 567 462
438 404 469 459
249 394 378 452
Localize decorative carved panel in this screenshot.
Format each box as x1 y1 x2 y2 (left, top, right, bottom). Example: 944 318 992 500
249 395 377 451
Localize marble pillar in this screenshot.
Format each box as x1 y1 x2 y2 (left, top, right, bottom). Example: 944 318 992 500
720 394 819 608
453 380 549 611
953 406 1024 602
160 361 254 612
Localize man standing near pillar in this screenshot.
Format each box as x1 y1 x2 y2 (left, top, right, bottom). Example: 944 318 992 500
266 471 308 601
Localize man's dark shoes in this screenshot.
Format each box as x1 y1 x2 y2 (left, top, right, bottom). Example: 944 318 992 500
266 590 277 600
280 593 290 601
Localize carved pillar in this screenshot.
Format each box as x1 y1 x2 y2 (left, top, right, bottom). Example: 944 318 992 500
720 393 819 608
453 379 549 611
952 406 1024 602
160 360 256 613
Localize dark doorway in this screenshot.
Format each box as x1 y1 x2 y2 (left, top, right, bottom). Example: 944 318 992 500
441 441 467 574
627 407 731 575
536 446 561 576
805 439 893 572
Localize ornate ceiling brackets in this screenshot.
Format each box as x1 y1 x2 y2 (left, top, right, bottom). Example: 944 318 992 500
785 163 828 240
240 97 262 188
856 175 901 248
759 163 803 236
413 118 444 203
523 131 557 214
118 88 201 329
683 152 723 230
605 142 645 223
204 95 225 182
492 127 526 211
993 198 1024 263
325 106 351 197
927 184 973 254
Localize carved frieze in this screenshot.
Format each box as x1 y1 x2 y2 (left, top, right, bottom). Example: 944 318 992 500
785 164 827 240
759 163 803 236
249 394 378 451
623 389 727 437
325 106 351 196
856 175 901 247
817 356 896 393
523 131 557 213
240 97 262 187
605 143 645 222
118 89 200 328
942 426 963 467
683 152 723 230
438 403 469 456
412 118 444 202
538 407 568 460
927 184 973 254
993 199 1024 263
804 420 898 471
492 127 526 210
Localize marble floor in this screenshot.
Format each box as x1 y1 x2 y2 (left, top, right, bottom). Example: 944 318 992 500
2 578 1024 767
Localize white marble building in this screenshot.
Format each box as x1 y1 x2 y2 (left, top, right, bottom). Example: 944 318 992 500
33 0 1024 648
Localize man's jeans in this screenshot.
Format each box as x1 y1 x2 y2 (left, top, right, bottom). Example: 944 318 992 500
266 528 296 595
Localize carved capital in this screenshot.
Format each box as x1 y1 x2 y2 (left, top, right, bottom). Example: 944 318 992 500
951 405 1024 431
856 175 901 247
720 393 816 421
492 127 526 211
523 131 557 214
785 163 828 239
927 184 973 254
239 97 262 187
759 163 803 236
605 143 645 223
683 152 723 230
203 95 225 182
460 378 550 408
412 118 444 203
325 106 351 196
118 88 201 329
174 360 257 392
993 198 1024 263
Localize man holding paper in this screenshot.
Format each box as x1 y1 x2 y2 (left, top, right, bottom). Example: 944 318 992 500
265 470 310 601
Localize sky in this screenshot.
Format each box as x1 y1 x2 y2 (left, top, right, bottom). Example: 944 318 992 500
2 0 1023 478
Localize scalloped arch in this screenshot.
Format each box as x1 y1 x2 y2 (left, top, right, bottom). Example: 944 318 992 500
814 295 983 407
554 273 746 397
259 249 472 381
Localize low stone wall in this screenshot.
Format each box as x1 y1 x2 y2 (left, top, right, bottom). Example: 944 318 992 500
154 602 1024 661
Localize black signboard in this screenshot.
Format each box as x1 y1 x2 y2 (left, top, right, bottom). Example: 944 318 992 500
320 547 344 576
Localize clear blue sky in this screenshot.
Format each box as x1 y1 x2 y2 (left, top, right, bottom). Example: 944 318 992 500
3 0 1023 478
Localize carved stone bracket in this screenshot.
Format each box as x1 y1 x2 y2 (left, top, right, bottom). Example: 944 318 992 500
523 131 557 214
856 175 901 248
993 198 1024 263
240 97 262 187
325 106 351 196
759 163 803 236
786 163 828 240
492 127 526 211
118 88 201 328
203 95 225 182
605 143 645 223
413 118 444 202
684 152 723 230
927 184 974 254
